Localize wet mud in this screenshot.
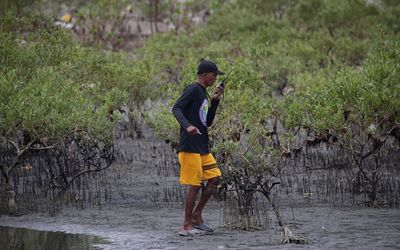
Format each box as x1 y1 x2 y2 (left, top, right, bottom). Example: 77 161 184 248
1 200 399 249
0 225 108 250
1 120 399 249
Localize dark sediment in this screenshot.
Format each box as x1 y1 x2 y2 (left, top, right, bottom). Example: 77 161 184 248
1 116 400 249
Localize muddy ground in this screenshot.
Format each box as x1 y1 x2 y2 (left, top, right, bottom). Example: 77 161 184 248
1 121 399 249
1 200 400 249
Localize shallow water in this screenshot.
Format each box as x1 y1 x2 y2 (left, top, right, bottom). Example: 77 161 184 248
0 226 109 250
1 202 399 250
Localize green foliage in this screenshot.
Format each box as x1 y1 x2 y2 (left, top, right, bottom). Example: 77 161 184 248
0 0 38 16
361 41 400 123
145 101 180 145
1 1 399 208
0 13 142 144
2 0 399 154
283 40 400 136
136 0 399 159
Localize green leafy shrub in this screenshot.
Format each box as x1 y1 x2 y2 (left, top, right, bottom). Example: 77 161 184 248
139 0 399 148
0 13 144 143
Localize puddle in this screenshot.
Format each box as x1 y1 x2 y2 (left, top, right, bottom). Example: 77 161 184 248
0 226 109 250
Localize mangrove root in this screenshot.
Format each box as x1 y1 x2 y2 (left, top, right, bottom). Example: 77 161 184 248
281 226 312 244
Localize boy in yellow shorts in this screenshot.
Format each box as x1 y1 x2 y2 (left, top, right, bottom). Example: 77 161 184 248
172 60 225 236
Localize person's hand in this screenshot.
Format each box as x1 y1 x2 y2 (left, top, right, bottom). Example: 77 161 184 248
186 125 201 135
212 85 225 100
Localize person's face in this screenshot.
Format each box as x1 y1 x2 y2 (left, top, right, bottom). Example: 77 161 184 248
204 72 217 87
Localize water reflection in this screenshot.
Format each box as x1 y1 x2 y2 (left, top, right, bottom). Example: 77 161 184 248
0 226 109 250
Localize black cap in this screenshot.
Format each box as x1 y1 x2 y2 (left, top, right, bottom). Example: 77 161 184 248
197 60 225 75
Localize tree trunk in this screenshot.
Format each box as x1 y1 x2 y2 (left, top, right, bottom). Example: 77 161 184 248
1 165 18 215
154 0 159 32
149 0 154 34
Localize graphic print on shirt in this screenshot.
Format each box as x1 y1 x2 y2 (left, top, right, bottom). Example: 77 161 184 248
199 98 208 127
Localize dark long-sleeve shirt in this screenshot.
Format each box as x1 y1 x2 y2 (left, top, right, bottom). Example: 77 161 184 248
172 82 220 154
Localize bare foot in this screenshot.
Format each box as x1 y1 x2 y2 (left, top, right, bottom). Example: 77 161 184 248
182 223 193 231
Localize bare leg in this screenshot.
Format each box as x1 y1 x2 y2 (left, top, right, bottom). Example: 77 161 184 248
183 185 201 230
192 177 219 224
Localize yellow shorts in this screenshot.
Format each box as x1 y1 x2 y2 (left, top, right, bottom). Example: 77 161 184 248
178 152 222 186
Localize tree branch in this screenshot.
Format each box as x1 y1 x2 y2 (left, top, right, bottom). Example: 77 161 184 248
62 162 113 191
28 128 79 150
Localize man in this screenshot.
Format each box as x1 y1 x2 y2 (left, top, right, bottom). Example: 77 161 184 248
172 60 225 236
